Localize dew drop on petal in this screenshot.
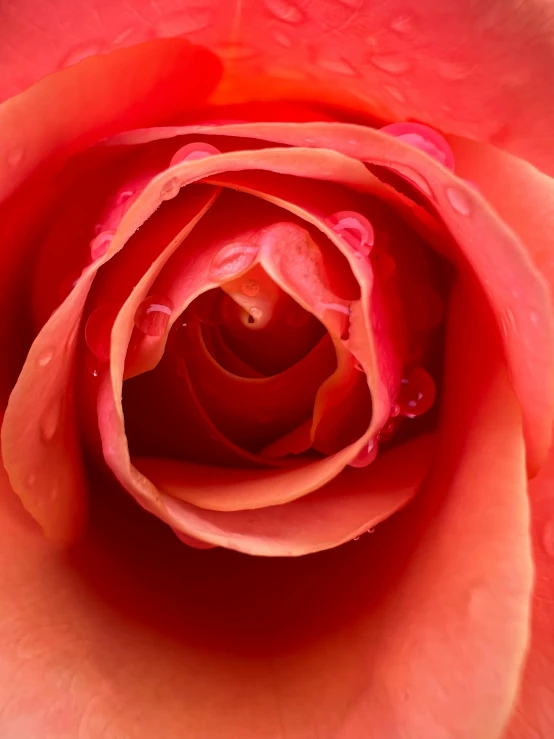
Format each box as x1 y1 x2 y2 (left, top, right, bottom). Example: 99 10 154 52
445 185 472 215
349 437 379 468
390 403 400 417
40 400 61 442
134 295 174 337
170 142 221 167
160 177 180 201
85 303 120 363
398 367 436 418
381 122 455 171
116 189 134 206
90 229 115 261
210 242 259 281
327 211 374 257
241 279 260 297
37 349 54 367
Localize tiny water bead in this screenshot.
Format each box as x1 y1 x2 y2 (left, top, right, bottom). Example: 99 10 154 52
134 295 174 337
170 142 221 167
85 303 121 363
445 185 472 216
398 367 436 418
210 242 259 281
327 211 374 258
349 437 379 468
241 279 260 297
37 349 54 367
381 122 455 171
160 177 180 201
90 229 115 262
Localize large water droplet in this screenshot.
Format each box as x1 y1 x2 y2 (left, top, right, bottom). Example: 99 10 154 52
160 177 180 201
210 242 259 281
40 400 61 442
37 349 54 367
398 367 436 418
371 55 412 75
264 0 304 23
90 229 115 261
349 437 379 468
445 186 472 215
381 122 455 170
327 211 374 258
134 295 174 336
170 142 221 167
85 303 120 363
542 520 554 558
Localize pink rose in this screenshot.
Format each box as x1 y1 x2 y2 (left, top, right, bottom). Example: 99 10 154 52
1 2 553 738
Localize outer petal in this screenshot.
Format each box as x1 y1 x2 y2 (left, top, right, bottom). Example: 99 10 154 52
2 1 554 173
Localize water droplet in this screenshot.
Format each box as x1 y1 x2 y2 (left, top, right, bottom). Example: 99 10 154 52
529 311 539 326
383 85 406 103
390 15 413 34
371 250 396 280
89 229 115 261
211 242 259 281
380 419 397 438
398 367 436 418
367 526 376 533
116 189 134 206
327 211 374 258
265 0 304 23
160 177 180 201
61 44 102 68
170 142 220 167
37 349 54 367
381 122 455 170
542 520 554 557
134 295 174 337
85 303 120 363
445 186 472 215
371 55 412 75
349 437 379 468
390 403 400 417
273 29 292 47
40 400 61 442
85 353 100 378
7 148 23 168
437 61 471 81
317 57 358 77
353 536 361 541
241 280 260 297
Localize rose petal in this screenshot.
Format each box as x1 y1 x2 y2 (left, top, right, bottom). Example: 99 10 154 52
123 120 553 472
